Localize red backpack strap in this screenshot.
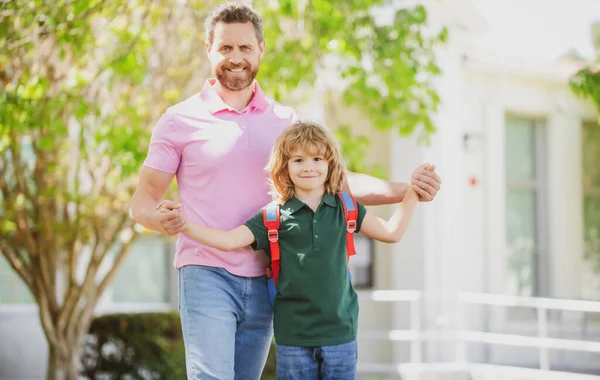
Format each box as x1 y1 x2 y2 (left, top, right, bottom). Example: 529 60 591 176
339 191 358 259
262 202 281 285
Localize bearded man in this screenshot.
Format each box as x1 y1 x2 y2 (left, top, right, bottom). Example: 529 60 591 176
131 2 442 379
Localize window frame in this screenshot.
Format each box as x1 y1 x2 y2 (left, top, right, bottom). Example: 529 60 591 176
504 114 549 298
106 233 176 307
349 232 375 289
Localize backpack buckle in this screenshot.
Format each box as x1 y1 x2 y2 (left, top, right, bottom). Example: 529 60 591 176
347 220 357 233
268 229 279 242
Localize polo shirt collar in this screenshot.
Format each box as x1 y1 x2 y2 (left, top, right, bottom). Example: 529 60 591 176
282 193 338 214
200 79 269 114
323 193 337 207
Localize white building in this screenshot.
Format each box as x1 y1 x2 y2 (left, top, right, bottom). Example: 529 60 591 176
348 1 600 378
1 1 600 379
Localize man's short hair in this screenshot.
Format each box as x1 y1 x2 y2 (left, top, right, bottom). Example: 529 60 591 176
205 2 264 45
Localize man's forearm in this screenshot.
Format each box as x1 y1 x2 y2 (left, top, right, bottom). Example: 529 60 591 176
345 171 409 206
130 191 164 232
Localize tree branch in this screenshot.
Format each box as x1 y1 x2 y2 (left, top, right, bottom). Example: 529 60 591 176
96 226 137 297
0 241 33 291
34 252 59 315
36 278 60 349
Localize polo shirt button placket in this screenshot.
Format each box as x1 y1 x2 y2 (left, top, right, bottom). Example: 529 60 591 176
238 113 250 147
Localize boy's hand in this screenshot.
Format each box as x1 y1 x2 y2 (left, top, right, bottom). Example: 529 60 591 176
411 164 441 202
155 200 187 235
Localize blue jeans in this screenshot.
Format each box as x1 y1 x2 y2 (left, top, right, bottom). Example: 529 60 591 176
276 340 358 380
178 265 273 380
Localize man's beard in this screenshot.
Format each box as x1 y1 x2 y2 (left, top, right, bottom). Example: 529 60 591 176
215 61 259 91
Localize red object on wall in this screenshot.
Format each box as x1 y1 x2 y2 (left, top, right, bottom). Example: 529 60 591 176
470 176 478 187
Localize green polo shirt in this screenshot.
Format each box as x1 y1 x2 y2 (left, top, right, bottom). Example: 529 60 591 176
245 192 367 346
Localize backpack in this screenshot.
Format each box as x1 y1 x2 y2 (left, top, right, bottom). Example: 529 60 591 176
262 191 358 307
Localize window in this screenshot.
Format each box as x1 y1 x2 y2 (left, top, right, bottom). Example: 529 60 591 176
349 233 374 288
0 255 34 304
505 116 547 297
582 122 600 300
111 235 173 303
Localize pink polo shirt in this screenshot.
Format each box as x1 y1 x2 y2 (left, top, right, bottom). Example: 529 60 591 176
144 79 297 276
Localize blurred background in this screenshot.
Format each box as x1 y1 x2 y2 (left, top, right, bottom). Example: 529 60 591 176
2 0 600 379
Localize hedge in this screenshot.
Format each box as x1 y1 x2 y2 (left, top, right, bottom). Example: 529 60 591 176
80 312 276 379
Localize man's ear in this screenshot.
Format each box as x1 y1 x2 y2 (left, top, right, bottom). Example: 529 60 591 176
205 40 212 54
259 39 266 60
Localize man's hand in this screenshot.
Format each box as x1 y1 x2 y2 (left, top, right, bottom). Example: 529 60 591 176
155 200 187 236
411 164 441 202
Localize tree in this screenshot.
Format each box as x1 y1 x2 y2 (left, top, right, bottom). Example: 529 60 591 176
569 21 600 293
0 0 445 378
256 0 447 173
0 0 215 378
570 21 600 117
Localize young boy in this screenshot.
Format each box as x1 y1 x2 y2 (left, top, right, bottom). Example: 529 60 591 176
160 121 418 379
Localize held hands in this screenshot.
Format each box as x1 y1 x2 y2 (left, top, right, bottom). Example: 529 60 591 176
411 164 441 202
155 200 187 236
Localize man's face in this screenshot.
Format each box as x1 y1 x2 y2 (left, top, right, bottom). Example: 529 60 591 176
206 22 265 91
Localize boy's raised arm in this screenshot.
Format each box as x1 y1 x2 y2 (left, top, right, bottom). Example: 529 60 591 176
359 187 419 243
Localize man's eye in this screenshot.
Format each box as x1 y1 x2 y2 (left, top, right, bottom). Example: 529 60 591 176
221 46 231 52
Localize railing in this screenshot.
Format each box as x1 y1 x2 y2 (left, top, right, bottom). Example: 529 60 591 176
456 292 600 370
359 290 423 362
357 290 600 373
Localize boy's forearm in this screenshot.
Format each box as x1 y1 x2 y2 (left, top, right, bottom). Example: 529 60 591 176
345 171 409 206
183 222 233 251
387 189 418 241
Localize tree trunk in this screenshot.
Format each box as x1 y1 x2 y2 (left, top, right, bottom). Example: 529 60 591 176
46 341 79 380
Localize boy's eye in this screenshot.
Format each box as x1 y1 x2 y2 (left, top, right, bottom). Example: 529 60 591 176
293 159 303 163
314 157 322 162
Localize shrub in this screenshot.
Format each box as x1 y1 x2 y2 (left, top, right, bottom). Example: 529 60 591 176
80 312 277 379
80 312 185 379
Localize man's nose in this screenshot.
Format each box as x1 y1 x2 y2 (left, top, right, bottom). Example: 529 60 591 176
229 51 243 65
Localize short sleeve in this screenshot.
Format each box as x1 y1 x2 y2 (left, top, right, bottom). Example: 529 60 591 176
355 201 368 233
143 112 181 173
244 209 270 254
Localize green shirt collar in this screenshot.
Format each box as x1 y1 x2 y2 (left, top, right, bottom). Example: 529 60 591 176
282 193 338 214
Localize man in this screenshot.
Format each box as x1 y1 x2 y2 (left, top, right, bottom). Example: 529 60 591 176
131 2 441 379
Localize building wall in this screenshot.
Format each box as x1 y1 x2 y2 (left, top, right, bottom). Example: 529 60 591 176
0 306 47 380
380 41 600 369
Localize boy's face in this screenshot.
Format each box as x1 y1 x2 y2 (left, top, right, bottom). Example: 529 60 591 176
287 145 329 194
206 22 265 91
